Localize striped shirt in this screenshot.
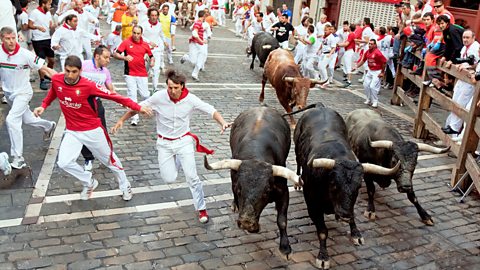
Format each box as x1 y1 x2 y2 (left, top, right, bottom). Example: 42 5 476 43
189 20 204 45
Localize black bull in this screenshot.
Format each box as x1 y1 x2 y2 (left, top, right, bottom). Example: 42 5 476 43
292 104 400 269
249 32 280 70
346 109 449 225
204 107 300 257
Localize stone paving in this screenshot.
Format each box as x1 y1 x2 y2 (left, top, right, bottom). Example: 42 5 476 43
0 16 479 270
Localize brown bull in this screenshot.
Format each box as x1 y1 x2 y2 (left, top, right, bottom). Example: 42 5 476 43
260 49 322 125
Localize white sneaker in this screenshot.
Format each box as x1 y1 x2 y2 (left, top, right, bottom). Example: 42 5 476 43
0 152 12 175
44 122 56 141
363 99 371 105
84 160 93 171
192 75 199 81
1 96 7 104
358 78 364 83
122 186 133 201
80 178 99 200
11 156 26 169
371 101 378 108
131 119 139 126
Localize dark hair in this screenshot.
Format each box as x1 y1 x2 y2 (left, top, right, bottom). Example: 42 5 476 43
20 0 28 8
147 7 158 17
133 25 143 33
65 55 82 69
198 10 205 18
434 0 444 3
423 12 434 20
391 26 399 35
436 15 450 24
307 25 314 33
64 14 77 25
115 25 122 31
266 5 274 13
379 26 386 35
39 0 49 6
364 17 370 25
369 39 377 45
349 24 356 32
343 20 349 25
302 1 308 7
94 45 109 57
258 12 263 17
281 13 288 19
166 70 186 86
301 16 309 25
416 1 423 9
307 17 314 24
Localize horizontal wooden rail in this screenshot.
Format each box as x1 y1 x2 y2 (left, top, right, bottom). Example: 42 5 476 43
401 67 424 89
424 87 469 122
436 64 475 85
422 112 460 156
396 86 418 114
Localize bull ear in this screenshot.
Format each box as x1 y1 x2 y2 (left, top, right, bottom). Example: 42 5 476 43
271 165 301 187
362 161 400 175
416 143 450 154
204 156 242 171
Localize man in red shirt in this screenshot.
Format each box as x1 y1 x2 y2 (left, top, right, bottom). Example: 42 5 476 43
33 55 152 201
354 39 387 108
337 24 356 87
113 25 155 126
433 0 455 24
180 10 207 81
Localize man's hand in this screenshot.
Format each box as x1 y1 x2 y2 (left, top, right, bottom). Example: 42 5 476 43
37 26 46 32
150 42 157 48
52 45 61 50
164 42 169 48
378 72 384 78
110 120 124 135
124 55 133 62
33 107 44 117
220 122 232 134
140 106 153 116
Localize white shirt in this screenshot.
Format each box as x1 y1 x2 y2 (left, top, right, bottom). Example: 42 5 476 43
361 26 375 50
321 34 337 53
421 4 433 17
301 7 309 19
295 24 307 38
58 9 99 39
17 11 30 43
203 22 212 39
315 21 329 38
136 2 148 24
51 24 83 58
57 0 72 15
140 89 216 138
141 21 166 49
29 8 53 41
105 32 122 53
460 41 480 62
250 20 264 34
0 46 45 97
195 3 205 20
378 35 393 58
263 12 277 32
0 0 17 36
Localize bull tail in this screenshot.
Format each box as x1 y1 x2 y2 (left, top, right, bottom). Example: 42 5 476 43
282 103 323 117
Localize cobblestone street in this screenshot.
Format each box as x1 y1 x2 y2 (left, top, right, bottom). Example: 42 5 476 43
0 19 479 270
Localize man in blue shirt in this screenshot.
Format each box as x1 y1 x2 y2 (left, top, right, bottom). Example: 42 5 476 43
282 4 292 23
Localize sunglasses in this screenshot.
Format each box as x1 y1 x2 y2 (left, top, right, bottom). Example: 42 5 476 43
434 5 443 8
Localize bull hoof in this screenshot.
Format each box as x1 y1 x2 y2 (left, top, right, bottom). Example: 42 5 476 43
352 236 365 246
230 202 238 213
422 218 434 226
363 210 376 221
277 247 292 260
315 259 330 269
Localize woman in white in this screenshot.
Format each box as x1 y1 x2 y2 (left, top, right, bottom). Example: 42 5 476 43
293 16 310 64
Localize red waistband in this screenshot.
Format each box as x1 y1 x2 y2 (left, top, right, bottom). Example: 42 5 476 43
158 132 214 155
158 134 185 140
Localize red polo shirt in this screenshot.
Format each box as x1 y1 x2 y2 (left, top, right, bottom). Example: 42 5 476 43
363 48 387 71
116 37 153 77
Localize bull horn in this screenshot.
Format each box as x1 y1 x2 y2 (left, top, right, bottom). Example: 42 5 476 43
362 161 400 175
416 143 450 154
310 78 328 85
309 158 336 169
204 156 242 171
283 76 295 82
370 140 394 149
271 165 300 185
262 44 272 49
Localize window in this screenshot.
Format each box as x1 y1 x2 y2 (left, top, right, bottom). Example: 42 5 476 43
449 0 479 10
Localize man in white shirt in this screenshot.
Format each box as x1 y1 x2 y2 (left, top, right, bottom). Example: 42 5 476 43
28 0 56 90
317 24 337 87
0 0 17 36
17 1 31 49
105 24 122 53
262 5 277 33
0 27 56 169
355 17 375 83
194 0 206 20
51 14 84 70
111 69 231 224
246 12 264 53
134 0 148 24
315 14 329 40
59 0 99 60
141 8 168 92
84 0 102 36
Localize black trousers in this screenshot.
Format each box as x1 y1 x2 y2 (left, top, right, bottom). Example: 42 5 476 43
81 98 107 161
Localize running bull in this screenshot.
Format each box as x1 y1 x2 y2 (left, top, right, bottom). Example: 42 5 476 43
204 107 300 257
293 104 400 269
346 109 449 225
260 49 322 125
249 32 279 70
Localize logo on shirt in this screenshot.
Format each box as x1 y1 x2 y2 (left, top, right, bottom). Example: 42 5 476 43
58 87 63 92
59 96 82 109
75 89 81 96
64 97 72 102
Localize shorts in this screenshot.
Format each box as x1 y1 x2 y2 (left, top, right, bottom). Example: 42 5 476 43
32 39 55 59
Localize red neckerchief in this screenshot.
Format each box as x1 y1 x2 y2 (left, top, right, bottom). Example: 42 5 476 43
144 1 149 7
377 34 386 41
37 6 47 14
63 22 76 30
112 31 120 35
169 87 189 103
149 20 158 27
2 43 20 57
75 8 84 14
463 44 472 58
22 8 27 13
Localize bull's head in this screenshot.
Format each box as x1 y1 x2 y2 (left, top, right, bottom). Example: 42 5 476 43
370 140 450 193
204 157 299 233
283 77 324 110
309 158 400 222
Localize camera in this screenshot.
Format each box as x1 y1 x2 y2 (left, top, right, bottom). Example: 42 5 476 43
454 55 476 65
475 71 480 82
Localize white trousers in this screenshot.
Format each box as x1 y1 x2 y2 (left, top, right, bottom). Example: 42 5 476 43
81 37 93 60
157 136 206 211
294 43 306 64
151 47 164 91
279 41 289 49
386 58 396 78
328 52 338 80
216 9 225 26
5 93 53 158
182 42 207 78
342 49 355 75
302 54 318 79
57 127 130 190
124 75 149 121
445 82 474 132
111 21 121 32
364 69 382 103
235 17 243 36
164 37 173 65
317 54 330 81
247 27 256 48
